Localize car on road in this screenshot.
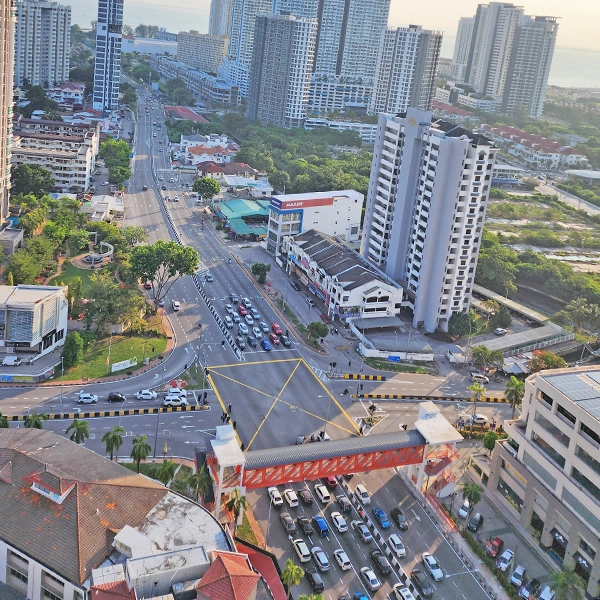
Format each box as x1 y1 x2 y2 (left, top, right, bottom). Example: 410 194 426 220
372 506 390 529
465 413 489 426
230 293 239 304
355 484 371 504
247 335 258 348
280 512 296 534
171 300 180 311
305 568 324 593
333 548 351 571
250 308 260 320
280 335 292 347
225 304 234 314
102 181 109 186
410 568 433 598
306 297 315 306
268 333 280 345
205 274 213 282
458 499 471 518
360 567 381 591
283 489 298 508
312 515 329 537
158 175 163 181
244 314 254 325
292 538 311 563
486 536 504 558
299 488 312 505
319 313 331 324
78 391 98 404
422 552 443 581
142 185 148 191
393 584 416 600
224 315 233 328
388 533 406 558
290 281 301 291
311 547 330 572
261 339 272 351
337 495 352 512
237 305 247 316
510 565 526 587
370 549 392 576
232 313 241 323
163 396 189 407
268 487 283 507
351 520 372 543
519 578 540 598
391 507 409 530
161 185 167 190
314 484 330 504
252 326 262 338
241 296 252 308
235 336 246 350
272 322 283 335
107 392 126 403
497 549 514 572
494 327 507 336
296 516 313 535
330 512 348 532
238 323 249 335
135 389 157 400
259 321 269 333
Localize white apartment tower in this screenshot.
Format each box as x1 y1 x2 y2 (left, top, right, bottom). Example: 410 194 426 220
247 14 317 128
208 0 234 36
361 108 496 332
0 0 15 225
369 25 442 116
92 0 123 112
177 31 228 74
14 0 71 88
450 17 474 80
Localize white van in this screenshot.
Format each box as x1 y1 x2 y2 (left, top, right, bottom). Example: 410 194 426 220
2 356 21 366
167 388 187 398
355 484 371 504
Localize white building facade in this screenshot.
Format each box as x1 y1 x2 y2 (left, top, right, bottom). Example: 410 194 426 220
450 17 474 80
304 118 378 144
361 108 496 332
208 0 235 37
14 0 71 88
177 31 228 74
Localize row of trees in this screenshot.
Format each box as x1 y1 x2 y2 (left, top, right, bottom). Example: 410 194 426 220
98 139 132 187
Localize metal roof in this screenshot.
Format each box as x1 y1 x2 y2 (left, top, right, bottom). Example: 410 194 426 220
244 429 425 470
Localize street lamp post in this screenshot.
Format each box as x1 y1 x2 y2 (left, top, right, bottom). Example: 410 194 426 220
60 357 64 413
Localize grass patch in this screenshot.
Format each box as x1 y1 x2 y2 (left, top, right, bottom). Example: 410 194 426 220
236 513 259 546
364 357 432 374
62 333 167 381
48 262 96 296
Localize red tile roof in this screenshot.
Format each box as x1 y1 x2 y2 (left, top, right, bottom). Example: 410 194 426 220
90 580 135 600
196 161 225 173
482 124 583 156
188 145 230 156
236 543 286 600
432 99 475 117
165 106 210 123
196 551 260 600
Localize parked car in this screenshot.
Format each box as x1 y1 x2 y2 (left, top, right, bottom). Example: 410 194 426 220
510 565 526 587
421 552 443 581
391 507 409 530
372 506 391 529
370 549 392 576
497 549 514 572
486 536 504 558
268 487 283 507
468 513 484 532
320 313 332 324
290 281 301 291
306 297 315 306
465 413 489 426
494 327 507 336
107 392 126 403
539 586 555 600
135 389 157 400
458 499 471 518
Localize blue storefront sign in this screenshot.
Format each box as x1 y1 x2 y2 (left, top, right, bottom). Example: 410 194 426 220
387 356 401 363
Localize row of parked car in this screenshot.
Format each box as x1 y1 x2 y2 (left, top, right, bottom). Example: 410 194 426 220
75 388 189 407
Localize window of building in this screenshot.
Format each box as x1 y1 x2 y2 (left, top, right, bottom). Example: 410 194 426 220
572 467 600 502
580 422 600 446
534 411 570 447
539 390 554 408
556 404 576 426
575 445 600 476
579 537 597 560
531 431 566 468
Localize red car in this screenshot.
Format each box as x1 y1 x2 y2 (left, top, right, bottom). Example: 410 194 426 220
320 313 332 324
272 322 283 335
238 305 247 316
268 333 280 345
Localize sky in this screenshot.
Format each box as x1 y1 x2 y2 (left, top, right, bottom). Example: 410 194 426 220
72 0 600 53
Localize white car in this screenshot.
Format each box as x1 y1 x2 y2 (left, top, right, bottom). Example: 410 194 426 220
283 489 298 508
225 304 234 314
497 549 514 572
224 315 233 328
163 396 189 407
330 511 348 532
421 552 443 581
334 549 351 571
101 181 109 186
360 567 381 591
238 323 249 335
244 314 254 325
77 391 98 404
388 533 406 558
172 300 180 311
311 546 330 572
268 487 283 507
252 326 262 338
355 483 371 504
393 584 416 600
135 389 157 400
292 539 311 563
314 483 331 504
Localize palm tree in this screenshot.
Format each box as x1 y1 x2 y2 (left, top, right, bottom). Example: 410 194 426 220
101 426 125 460
461 482 483 508
505 376 525 419
156 459 177 486
0 412 9 428
24 412 48 429
66 418 90 444
187 464 213 503
130 435 152 473
548 567 584 600
298 594 323 600
565 298 590 331
467 382 486 433
225 488 248 535
281 558 304 600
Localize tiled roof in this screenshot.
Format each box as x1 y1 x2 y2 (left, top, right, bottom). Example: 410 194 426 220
222 162 257 176
196 551 260 600
90 580 135 600
188 145 230 156
196 160 225 173
0 429 168 585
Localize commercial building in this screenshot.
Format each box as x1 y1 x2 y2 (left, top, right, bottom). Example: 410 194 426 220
0 0 15 227
489 366 600 597
12 115 100 193
361 108 496 332
92 0 123 112
156 27 177 42
304 118 378 144
208 0 234 36
369 25 442 116
267 189 362 254
13 0 71 88
283 229 403 320
177 30 228 74
247 14 317 128
450 17 474 81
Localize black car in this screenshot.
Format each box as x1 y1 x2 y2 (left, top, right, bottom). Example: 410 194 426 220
290 281 301 291
521 578 541 599
235 336 246 350
107 392 126 403
230 293 239 304
161 185 167 190
247 335 258 348
391 507 409 530
411 568 433 598
299 488 313 505
142 185 148 191
296 516 314 535
280 335 292 347
305 568 325 593
89 177 95 182
370 549 392 576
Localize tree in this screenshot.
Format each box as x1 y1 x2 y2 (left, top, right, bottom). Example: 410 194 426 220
483 431 499 454
131 435 152 472
122 225 148 247
186 464 213 503
5 272 13 286
448 311 477 338
505 376 525 419
492 305 512 328
192 177 221 200
0 412 9 428
108 165 132 186
24 412 48 429
130 241 200 307
281 558 304 600
251 262 271 284
461 482 483 507
6 249 43 284
269 169 291 193
156 459 177 486
69 229 93 254
225 488 248 534
475 233 518 296
548 567 584 600
66 418 90 444
308 321 329 340
565 297 590 330
19 206 47 237
467 382 486 433
101 426 125 460
471 345 504 371
120 82 137 105
530 350 566 373
298 595 323 600
61 332 84 369
11 164 55 198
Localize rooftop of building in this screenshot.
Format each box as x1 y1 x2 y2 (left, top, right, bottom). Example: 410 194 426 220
289 229 401 292
272 189 361 202
431 99 476 117
0 284 66 305
164 106 209 123
196 551 261 600
566 170 600 180
432 119 493 146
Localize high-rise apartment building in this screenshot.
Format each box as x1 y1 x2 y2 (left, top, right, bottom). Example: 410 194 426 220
92 0 123 112
13 0 71 88
369 25 442 116
450 17 474 80
177 31 228 74
361 108 496 332
1 0 15 226
219 0 273 97
208 0 234 36
501 16 558 119
247 14 316 128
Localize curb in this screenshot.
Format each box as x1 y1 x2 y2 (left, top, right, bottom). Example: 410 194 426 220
354 393 508 403
343 374 386 381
